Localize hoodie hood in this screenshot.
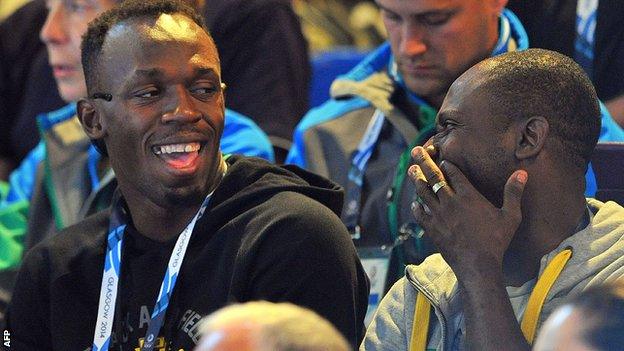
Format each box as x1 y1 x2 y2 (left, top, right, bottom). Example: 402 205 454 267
209 155 344 220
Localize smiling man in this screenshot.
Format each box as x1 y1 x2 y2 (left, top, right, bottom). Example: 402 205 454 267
5 1 368 350
286 0 624 316
362 49 624 351
0 0 274 321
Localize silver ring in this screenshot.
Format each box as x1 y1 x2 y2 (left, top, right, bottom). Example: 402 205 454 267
431 180 447 194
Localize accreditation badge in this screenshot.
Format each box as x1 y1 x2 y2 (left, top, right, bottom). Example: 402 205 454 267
358 246 392 326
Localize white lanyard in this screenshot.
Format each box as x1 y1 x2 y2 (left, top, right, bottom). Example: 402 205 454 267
92 193 212 351
343 109 385 238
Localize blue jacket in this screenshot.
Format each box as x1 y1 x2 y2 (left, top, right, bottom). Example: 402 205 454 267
288 9 624 197
0 103 273 269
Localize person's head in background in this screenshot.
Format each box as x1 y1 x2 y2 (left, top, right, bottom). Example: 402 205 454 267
40 0 204 103
195 301 351 351
533 282 624 351
375 0 508 108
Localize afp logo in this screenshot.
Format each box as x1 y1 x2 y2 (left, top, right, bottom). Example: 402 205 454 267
3 329 10 348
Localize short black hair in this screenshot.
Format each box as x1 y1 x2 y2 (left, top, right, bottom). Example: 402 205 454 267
480 49 601 170
567 282 624 351
81 0 211 95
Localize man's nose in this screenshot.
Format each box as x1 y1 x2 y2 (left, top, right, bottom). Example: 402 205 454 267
400 23 427 57
161 87 202 124
40 3 68 45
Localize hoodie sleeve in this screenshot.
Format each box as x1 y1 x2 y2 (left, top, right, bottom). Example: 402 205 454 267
0 142 45 270
242 190 369 349
361 277 410 351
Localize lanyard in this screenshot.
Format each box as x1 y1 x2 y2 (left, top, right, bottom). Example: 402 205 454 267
386 121 435 265
409 248 574 351
386 10 517 266
343 109 385 239
343 102 435 241
92 192 213 351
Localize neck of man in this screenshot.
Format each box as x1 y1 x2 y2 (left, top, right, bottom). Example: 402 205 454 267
124 157 226 242
502 171 587 287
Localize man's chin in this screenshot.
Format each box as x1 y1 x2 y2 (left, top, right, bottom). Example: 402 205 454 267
57 84 86 103
162 183 208 205
402 78 449 103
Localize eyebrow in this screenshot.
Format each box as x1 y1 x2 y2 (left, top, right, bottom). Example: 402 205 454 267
436 109 459 123
376 3 458 20
123 66 220 88
193 67 219 80
132 68 166 80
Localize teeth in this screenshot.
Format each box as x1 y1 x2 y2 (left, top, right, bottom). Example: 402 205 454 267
153 142 200 155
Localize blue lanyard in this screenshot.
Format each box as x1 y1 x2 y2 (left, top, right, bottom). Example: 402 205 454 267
492 11 513 56
343 110 385 238
344 11 518 243
87 144 102 191
92 192 213 351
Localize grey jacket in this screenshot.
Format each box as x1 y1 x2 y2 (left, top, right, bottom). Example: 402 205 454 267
361 199 624 351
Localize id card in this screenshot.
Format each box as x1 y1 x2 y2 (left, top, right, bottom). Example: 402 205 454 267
358 246 392 326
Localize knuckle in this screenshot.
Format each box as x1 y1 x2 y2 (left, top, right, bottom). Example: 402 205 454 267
414 179 431 194
412 150 427 164
440 160 456 176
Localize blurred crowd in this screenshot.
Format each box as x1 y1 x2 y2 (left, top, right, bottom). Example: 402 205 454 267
0 1 623 351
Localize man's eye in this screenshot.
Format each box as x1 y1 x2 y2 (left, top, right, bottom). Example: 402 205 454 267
134 89 160 99
436 120 456 132
191 85 219 98
422 13 452 26
382 10 402 23
64 0 93 13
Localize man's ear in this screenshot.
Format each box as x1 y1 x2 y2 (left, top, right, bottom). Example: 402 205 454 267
77 98 106 140
515 116 549 160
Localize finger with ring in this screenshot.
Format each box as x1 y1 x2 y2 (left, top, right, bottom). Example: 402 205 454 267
431 180 448 194
411 146 448 194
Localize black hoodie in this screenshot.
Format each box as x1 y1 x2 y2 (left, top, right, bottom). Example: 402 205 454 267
6 156 369 350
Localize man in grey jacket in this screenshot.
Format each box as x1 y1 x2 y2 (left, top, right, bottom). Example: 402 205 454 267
362 49 624 351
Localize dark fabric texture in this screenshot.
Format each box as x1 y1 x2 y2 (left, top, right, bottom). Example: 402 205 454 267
507 0 624 101
204 0 311 141
6 156 369 350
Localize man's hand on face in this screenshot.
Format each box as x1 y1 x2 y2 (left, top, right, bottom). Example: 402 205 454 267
408 146 528 277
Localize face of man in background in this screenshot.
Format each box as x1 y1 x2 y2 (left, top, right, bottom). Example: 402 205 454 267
376 0 506 107
41 0 117 102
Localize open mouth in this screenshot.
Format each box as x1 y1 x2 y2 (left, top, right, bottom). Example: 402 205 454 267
152 141 203 169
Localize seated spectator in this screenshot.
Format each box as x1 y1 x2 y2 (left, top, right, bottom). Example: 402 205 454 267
0 0 65 180
195 301 351 351
0 0 272 322
0 0 274 268
6 1 368 350
362 49 624 351
287 1 624 307
0 0 308 176
533 282 624 351
508 0 624 128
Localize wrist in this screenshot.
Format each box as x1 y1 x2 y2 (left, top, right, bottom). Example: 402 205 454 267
451 255 505 288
